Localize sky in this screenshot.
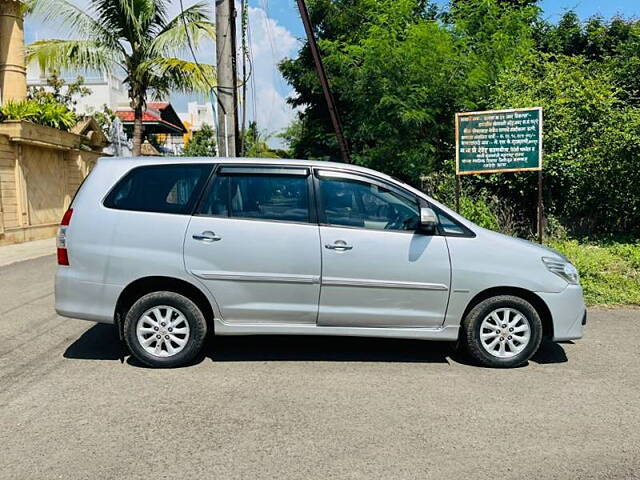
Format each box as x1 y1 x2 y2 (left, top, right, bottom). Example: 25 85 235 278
24 0 640 146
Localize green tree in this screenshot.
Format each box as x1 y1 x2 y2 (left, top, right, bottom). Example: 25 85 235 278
28 70 92 109
535 11 636 60
27 0 216 155
489 53 640 234
242 122 280 158
280 0 538 182
183 124 217 156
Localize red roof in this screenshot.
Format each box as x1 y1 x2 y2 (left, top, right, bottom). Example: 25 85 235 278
147 102 170 110
115 103 186 134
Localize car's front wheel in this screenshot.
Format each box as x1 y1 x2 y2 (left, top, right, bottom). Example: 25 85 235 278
461 295 543 368
123 291 208 368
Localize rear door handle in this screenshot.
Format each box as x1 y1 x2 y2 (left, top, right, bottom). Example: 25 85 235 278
325 240 353 251
193 231 221 242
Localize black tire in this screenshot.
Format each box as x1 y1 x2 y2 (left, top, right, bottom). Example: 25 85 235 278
124 291 208 368
461 295 542 368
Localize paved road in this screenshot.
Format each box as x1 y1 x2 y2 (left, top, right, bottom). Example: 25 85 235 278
1 256 639 479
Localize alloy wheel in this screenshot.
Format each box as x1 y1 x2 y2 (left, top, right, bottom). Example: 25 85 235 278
479 307 531 359
135 305 190 358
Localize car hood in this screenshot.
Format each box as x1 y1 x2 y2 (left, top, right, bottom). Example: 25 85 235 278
477 227 568 262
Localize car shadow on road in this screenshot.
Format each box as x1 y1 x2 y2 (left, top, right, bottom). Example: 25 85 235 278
531 339 569 364
64 324 569 368
207 335 455 364
205 335 568 367
63 324 124 361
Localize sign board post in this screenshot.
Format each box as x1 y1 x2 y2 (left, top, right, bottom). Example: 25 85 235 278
455 107 543 243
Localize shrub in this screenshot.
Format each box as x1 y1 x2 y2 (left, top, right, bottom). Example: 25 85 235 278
0 99 77 131
459 196 500 231
182 124 217 157
421 171 526 235
491 54 640 236
549 239 640 305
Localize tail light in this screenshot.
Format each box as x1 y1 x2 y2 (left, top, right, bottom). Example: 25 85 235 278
57 208 73 266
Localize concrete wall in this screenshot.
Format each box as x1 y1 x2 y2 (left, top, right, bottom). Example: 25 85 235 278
0 121 101 245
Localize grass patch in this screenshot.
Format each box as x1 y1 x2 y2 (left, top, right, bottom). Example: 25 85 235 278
548 239 640 306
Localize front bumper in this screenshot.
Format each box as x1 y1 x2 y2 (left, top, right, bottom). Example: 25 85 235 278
536 284 586 341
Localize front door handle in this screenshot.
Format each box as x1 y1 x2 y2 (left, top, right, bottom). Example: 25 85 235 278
325 240 353 251
193 231 221 242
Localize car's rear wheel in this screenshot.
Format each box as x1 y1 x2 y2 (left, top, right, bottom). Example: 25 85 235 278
124 291 207 368
461 295 542 368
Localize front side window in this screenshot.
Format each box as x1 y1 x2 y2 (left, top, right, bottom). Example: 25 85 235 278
104 164 211 214
198 173 310 223
436 210 473 236
319 176 420 231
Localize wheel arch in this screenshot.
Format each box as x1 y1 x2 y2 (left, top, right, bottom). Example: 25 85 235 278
114 276 215 338
461 286 553 339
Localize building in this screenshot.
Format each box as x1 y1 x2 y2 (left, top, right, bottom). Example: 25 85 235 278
115 103 188 155
179 101 215 132
179 101 216 147
27 63 129 115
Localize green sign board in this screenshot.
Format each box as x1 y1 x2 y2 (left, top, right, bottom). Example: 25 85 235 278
455 107 542 175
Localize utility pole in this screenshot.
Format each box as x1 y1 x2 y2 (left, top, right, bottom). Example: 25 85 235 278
239 0 248 156
215 0 237 157
229 0 241 156
296 0 351 163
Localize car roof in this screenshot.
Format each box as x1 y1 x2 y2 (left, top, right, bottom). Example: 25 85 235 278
99 156 397 182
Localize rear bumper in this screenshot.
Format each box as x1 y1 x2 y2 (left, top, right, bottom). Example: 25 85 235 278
536 285 586 341
55 267 121 324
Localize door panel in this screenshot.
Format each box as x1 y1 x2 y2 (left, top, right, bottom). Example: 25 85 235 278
318 227 450 327
185 217 321 324
184 167 321 325
315 169 451 328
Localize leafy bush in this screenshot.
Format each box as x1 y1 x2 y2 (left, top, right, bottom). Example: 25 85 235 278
0 100 40 122
490 54 640 236
421 171 525 235
182 124 217 157
549 239 640 306
458 196 499 231
0 99 77 131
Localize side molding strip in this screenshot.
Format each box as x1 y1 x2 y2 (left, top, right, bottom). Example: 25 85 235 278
191 272 448 291
191 270 320 285
322 277 448 291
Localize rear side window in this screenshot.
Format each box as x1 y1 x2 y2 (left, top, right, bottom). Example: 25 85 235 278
198 173 310 223
104 164 212 214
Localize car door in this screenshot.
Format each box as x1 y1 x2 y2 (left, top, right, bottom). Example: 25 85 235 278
184 165 321 325
315 169 451 328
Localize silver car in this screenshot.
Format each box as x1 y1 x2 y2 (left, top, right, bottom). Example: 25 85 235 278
55 157 586 368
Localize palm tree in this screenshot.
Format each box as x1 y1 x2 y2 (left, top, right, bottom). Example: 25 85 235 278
27 0 216 156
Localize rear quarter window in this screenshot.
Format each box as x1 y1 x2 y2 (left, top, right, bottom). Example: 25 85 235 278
104 164 212 214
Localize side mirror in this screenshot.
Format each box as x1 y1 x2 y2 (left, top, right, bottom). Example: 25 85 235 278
419 207 438 234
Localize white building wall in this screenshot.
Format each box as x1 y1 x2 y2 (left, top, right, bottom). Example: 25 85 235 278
26 64 129 114
178 101 215 131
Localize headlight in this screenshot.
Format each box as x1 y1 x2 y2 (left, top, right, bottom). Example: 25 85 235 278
542 257 579 284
